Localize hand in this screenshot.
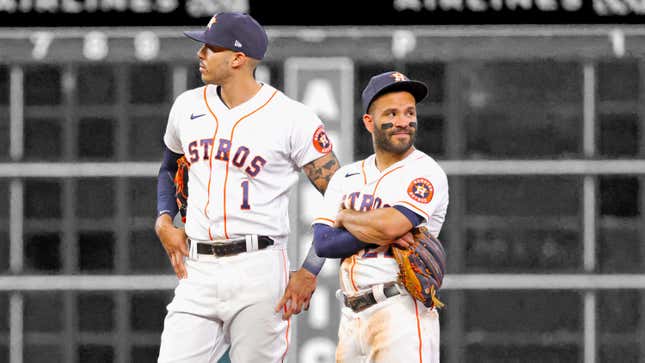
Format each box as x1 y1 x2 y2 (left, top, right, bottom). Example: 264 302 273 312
333 208 351 229
391 231 413 249
274 268 317 320
370 231 413 248
155 214 189 279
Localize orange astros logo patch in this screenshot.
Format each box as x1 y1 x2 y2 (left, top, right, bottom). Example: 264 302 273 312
313 126 332 154
407 178 434 204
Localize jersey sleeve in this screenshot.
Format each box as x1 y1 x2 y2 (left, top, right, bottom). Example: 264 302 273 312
289 106 333 168
388 165 449 225
312 168 345 227
163 97 184 154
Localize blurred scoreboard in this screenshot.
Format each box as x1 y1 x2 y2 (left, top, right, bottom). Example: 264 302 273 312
2 0 645 28
1 0 645 64
2 0 645 64
0 30 204 62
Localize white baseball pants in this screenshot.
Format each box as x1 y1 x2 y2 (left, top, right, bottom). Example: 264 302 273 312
335 293 440 363
158 247 291 363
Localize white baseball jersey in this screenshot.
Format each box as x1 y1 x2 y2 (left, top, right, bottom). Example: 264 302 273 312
313 149 448 295
159 83 331 362
164 83 332 243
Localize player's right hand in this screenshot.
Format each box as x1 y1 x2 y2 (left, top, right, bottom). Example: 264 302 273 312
391 231 413 249
275 268 317 320
155 214 189 279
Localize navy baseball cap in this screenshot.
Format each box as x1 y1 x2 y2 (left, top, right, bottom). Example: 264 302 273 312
184 12 268 60
361 71 428 114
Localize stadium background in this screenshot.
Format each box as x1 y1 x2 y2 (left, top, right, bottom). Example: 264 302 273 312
2 1 645 362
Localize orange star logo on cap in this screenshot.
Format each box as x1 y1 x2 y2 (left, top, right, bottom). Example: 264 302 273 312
391 72 408 82
207 15 217 29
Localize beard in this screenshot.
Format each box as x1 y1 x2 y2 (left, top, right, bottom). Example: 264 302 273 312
373 126 416 155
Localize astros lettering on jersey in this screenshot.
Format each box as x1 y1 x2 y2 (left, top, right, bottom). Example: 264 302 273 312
313 149 448 295
164 83 332 244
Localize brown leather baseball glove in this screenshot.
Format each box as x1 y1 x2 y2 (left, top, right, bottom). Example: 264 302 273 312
392 226 446 308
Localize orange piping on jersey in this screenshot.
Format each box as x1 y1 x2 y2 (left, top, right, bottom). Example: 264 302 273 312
222 89 278 238
203 85 220 240
348 165 403 291
280 249 291 362
313 217 335 225
370 166 404 208
414 300 423 363
360 159 367 185
396 200 430 221
349 255 359 292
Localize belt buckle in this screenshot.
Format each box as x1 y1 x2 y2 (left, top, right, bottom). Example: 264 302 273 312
208 241 230 256
346 294 372 313
344 283 400 313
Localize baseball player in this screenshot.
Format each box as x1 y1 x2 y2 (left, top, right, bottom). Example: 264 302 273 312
312 71 449 363
155 12 339 363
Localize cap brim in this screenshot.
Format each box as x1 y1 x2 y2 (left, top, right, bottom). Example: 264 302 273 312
184 30 249 56
184 30 209 44
365 80 428 113
375 80 428 105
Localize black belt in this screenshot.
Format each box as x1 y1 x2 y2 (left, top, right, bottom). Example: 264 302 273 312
189 236 274 257
344 282 401 313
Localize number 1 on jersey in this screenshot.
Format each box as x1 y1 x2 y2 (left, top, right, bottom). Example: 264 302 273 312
240 180 251 210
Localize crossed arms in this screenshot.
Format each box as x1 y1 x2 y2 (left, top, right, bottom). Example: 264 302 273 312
314 205 423 258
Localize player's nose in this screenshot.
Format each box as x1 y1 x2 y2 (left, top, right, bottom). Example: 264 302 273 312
197 45 207 59
393 114 413 128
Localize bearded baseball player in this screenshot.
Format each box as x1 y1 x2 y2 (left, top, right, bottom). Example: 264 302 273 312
312 71 449 363
155 12 339 362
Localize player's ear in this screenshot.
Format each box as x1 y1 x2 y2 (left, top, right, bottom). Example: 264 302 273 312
231 52 247 69
362 114 374 134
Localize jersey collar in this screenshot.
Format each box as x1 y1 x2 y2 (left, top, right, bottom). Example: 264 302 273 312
206 83 276 117
366 149 421 178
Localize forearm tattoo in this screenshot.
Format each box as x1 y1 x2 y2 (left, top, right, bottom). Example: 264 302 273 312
303 152 340 195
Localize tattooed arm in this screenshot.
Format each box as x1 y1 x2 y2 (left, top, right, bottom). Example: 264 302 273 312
275 151 340 320
302 152 340 195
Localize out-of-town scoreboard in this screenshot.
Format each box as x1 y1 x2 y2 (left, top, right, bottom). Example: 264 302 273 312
1 0 645 27
1 0 644 64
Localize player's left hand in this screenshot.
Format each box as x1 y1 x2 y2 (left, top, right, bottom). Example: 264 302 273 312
274 268 317 320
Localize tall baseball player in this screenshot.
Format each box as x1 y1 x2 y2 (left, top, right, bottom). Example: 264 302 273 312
312 71 449 363
155 12 339 363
